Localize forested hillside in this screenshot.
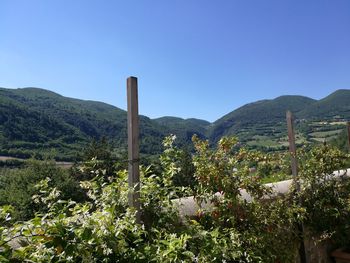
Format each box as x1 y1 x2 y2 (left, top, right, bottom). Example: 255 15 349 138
209 90 350 150
0 87 349 160
209 95 316 142
153 117 210 141
298 89 350 119
0 88 207 160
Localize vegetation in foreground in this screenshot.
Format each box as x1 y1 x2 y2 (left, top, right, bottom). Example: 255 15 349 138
0 135 349 262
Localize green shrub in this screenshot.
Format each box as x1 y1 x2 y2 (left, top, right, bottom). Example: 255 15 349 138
297 145 350 247
1 136 349 262
0 160 84 221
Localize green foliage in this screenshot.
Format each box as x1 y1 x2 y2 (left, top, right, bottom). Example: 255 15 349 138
2 87 350 161
209 95 316 142
297 145 350 246
0 137 237 261
330 128 350 153
298 89 350 119
191 135 300 262
172 148 196 189
0 87 210 160
0 159 25 168
0 136 350 262
0 160 84 221
0 137 251 262
209 89 350 151
153 117 209 147
72 137 126 181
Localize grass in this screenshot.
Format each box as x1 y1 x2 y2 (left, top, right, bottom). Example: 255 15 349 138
311 137 326 142
309 129 343 138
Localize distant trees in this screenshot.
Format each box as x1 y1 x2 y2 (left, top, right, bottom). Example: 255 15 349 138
0 160 84 221
331 128 349 153
172 147 196 189
73 137 126 181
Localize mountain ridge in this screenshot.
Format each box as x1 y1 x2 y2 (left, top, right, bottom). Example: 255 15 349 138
0 87 349 160
209 95 318 142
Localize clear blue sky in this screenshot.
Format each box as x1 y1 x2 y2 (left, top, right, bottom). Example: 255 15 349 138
1 0 350 122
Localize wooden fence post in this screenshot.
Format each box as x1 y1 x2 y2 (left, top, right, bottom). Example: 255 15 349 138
127 76 141 223
347 122 350 151
286 111 298 184
286 111 307 263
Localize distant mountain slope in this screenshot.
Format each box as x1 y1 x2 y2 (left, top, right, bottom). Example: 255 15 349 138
0 88 207 160
0 87 127 141
0 88 127 160
298 89 350 119
209 95 317 142
153 117 210 142
1 87 349 159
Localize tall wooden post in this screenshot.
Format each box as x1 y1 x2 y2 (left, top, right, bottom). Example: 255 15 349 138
347 122 350 151
286 111 307 263
127 76 141 223
286 111 298 183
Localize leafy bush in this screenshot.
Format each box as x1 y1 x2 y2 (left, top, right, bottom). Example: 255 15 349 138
0 136 349 262
296 145 350 246
0 160 84 221
191 135 301 262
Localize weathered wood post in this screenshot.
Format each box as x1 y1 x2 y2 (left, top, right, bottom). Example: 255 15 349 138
286 111 307 263
347 122 350 151
127 76 141 223
286 111 298 183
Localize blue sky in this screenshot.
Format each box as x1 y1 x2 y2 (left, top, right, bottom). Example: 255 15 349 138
1 0 350 122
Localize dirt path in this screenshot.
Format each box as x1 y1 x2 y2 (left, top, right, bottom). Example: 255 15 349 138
0 156 20 161
0 156 74 168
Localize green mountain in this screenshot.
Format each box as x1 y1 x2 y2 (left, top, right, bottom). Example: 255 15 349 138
208 90 350 150
0 87 349 160
0 87 208 160
0 88 126 160
209 95 316 142
153 117 210 142
298 89 350 119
